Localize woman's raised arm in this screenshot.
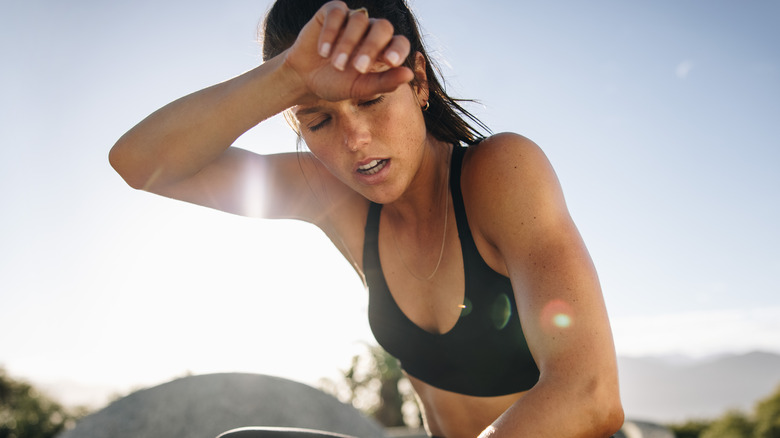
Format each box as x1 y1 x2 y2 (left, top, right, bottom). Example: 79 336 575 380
108 53 315 218
109 1 412 220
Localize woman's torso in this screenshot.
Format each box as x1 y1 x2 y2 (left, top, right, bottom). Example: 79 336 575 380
319 140 533 437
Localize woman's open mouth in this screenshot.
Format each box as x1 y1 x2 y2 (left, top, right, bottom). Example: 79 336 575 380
357 159 388 176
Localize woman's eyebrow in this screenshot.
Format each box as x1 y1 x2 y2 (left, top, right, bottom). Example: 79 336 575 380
294 105 325 117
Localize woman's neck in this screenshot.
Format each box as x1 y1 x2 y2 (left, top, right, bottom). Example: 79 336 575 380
385 138 453 228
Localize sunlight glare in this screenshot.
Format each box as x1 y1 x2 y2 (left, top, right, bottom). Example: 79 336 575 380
541 299 574 332
238 157 268 218
553 313 572 329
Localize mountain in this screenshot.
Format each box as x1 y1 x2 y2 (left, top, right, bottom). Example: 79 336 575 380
618 351 780 423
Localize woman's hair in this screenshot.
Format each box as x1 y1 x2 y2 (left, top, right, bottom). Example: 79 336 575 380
261 0 490 145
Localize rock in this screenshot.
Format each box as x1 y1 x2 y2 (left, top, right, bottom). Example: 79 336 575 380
58 373 385 438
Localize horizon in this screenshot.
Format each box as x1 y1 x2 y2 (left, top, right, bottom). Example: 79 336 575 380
23 348 780 423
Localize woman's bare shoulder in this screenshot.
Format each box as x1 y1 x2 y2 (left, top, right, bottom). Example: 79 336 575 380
467 131 545 160
461 132 569 246
463 132 558 196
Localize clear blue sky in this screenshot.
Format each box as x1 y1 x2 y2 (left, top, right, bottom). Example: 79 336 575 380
1 0 778 408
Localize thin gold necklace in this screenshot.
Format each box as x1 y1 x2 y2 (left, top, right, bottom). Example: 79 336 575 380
390 153 451 281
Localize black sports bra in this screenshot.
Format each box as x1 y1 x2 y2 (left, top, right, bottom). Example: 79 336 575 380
363 144 540 397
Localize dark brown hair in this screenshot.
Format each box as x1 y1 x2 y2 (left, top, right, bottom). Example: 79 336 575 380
261 0 490 145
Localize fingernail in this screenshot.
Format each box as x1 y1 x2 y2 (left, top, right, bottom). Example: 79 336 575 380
385 50 400 66
334 53 348 71
319 42 331 58
354 54 370 73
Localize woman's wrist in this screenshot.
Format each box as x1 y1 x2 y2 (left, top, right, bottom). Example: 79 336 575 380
252 49 315 114
219 51 312 130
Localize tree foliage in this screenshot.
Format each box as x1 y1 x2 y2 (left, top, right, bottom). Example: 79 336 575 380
668 384 780 438
0 368 87 438
753 385 780 438
668 419 712 438
701 410 754 438
320 344 421 428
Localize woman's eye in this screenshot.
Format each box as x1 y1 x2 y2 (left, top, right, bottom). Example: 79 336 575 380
360 96 385 107
308 117 331 132
306 97 382 132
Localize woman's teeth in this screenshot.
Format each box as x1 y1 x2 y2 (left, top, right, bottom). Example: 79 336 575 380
357 159 387 175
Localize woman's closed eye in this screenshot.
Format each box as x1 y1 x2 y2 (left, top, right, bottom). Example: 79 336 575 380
359 95 385 107
306 96 385 132
308 116 331 132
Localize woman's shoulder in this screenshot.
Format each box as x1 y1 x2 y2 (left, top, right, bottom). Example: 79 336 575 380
458 133 570 272
461 132 567 238
463 132 555 188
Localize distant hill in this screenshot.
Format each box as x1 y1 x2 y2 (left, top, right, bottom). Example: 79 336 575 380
618 351 780 423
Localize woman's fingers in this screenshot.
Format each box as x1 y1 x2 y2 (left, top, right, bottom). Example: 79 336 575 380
317 3 408 73
316 2 350 58
297 2 413 101
330 9 370 70
351 18 396 72
382 35 411 68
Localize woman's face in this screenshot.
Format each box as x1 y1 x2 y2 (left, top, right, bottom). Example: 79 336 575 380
294 68 429 204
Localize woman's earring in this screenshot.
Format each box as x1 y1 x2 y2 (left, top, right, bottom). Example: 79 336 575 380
422 101 430 111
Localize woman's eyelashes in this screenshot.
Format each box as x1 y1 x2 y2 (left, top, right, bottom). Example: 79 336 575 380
360 95 385 107
308 116 330 132
306 96 385 133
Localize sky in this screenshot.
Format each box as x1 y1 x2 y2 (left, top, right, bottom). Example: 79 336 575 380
1 0 779 410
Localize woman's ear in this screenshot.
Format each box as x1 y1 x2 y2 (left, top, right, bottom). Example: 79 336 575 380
412 51 429 105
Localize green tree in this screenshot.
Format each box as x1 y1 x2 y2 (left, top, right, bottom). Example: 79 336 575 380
753 385 780 438
700 410 754 438
668 419 712 438
668 384 780 438
320 344 420 428
0 368 87 438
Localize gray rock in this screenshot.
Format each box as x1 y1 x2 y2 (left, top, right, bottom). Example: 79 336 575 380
58 373 386 438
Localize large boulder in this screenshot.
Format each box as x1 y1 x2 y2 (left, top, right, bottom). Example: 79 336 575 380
58 373 385 438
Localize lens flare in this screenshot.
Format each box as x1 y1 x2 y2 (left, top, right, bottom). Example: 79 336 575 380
553 313 572 328
490 294 512 330
459 298 472 317
541 299 574 331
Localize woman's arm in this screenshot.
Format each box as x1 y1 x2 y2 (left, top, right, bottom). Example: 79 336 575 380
109 54 319 219
466 133 624 437
109 1 412 221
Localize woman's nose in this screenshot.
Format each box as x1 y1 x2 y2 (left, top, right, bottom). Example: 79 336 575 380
341 115 371 152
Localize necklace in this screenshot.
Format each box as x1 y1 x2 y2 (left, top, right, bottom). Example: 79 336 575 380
390 152 451 281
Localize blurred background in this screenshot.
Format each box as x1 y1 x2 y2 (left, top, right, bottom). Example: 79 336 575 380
2 0 779 435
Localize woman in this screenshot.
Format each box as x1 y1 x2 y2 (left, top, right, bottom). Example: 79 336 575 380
109 0 624 437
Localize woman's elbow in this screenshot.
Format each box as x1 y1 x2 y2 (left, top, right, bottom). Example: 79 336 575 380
108 137 154 190
586 379 624 437
599 395 625 436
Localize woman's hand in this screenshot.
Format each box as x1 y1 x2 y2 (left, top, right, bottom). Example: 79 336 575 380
285 1 414 103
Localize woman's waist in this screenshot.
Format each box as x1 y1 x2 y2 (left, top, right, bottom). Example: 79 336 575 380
407 374 525 438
